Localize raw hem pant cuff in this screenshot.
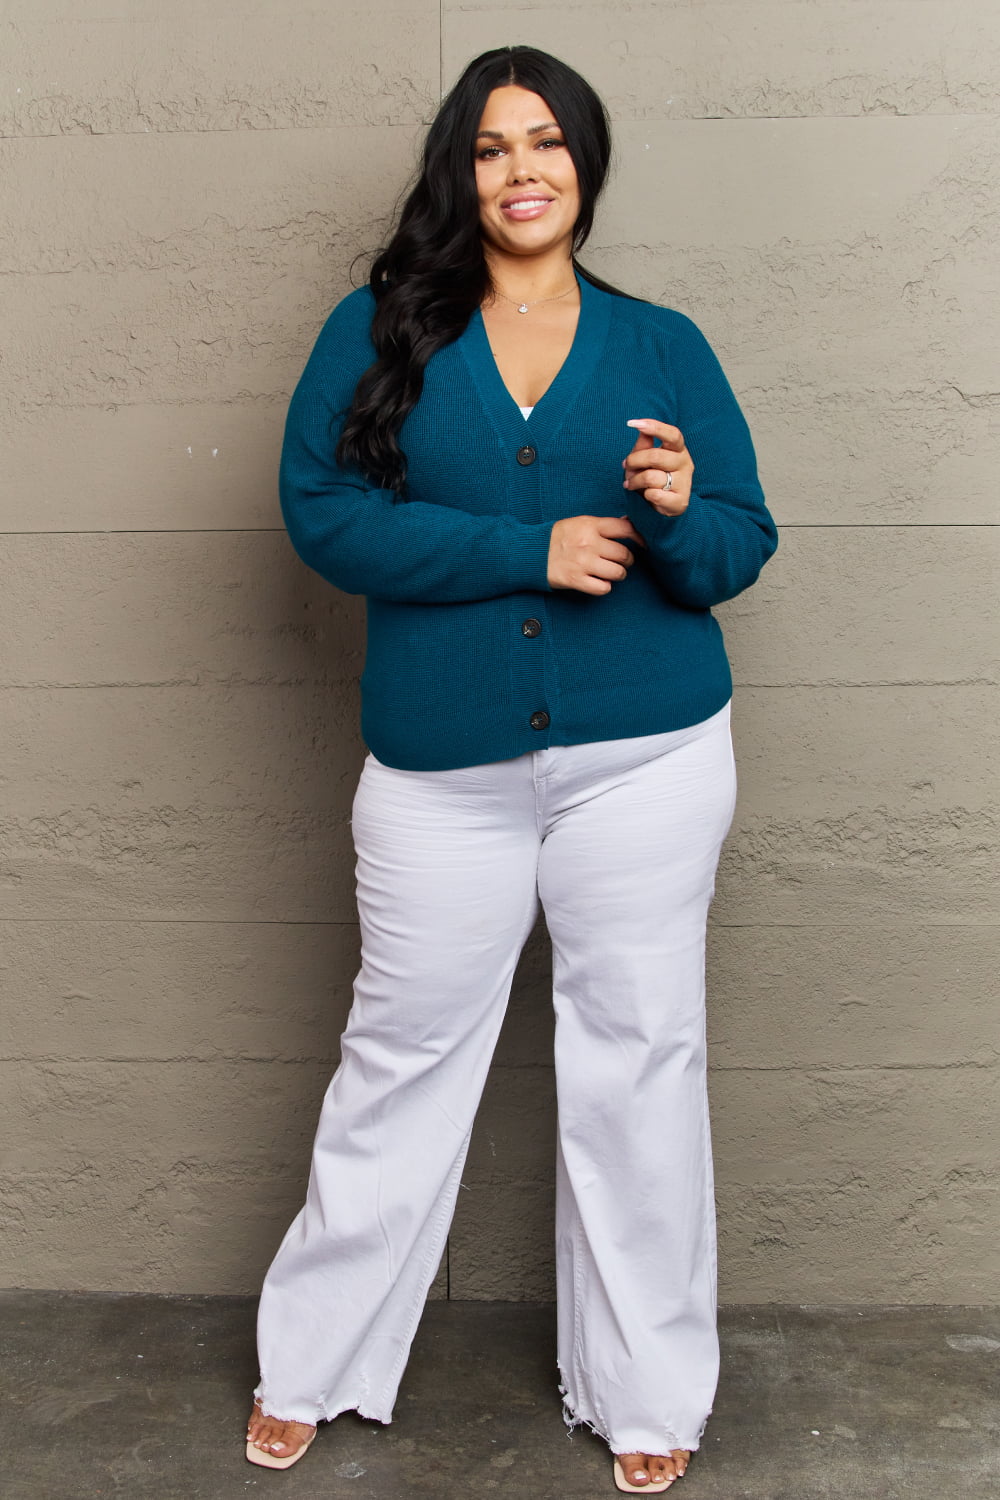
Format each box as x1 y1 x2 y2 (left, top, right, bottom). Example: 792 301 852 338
254 1385 395 1428
558 1371 707 1456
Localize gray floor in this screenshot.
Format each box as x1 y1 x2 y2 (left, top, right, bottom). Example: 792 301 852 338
1 1294 998 1499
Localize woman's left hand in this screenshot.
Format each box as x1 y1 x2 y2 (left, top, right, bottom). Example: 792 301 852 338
622 418 694 516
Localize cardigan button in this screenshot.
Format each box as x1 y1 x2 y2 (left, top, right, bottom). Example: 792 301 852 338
529 710 550 731
516 445 537 466
521 618 542 638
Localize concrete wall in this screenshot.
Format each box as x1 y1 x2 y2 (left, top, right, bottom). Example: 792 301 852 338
1 2 996 1302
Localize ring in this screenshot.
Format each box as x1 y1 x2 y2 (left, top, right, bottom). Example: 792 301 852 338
663 472 673 490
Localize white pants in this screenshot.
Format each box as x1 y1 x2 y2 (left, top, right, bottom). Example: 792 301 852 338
256 702 736 1456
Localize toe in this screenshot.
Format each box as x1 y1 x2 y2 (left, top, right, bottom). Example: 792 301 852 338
255 1417 315 1454
619 1453 653 1486
616 1447 691 1490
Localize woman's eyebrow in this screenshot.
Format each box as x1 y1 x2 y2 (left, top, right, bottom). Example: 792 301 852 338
475 122 560 140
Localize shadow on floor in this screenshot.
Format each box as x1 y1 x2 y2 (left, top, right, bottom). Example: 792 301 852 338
1 1294 998 1499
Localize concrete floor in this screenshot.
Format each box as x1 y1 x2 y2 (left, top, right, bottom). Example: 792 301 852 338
1 1294 998 1499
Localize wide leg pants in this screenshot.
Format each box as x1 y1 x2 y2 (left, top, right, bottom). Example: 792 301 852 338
255 702 736 1456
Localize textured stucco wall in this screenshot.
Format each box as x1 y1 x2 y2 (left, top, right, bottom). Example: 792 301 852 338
1 2 997 1302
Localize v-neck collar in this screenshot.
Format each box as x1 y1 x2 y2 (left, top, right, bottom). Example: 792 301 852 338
459 273 613 450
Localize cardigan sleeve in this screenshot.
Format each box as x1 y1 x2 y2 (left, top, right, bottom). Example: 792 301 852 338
621 313 778 609
279 294 554 603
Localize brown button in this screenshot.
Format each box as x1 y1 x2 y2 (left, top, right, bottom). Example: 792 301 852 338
521 618 542 638
529 710 550 731
516 445 537 466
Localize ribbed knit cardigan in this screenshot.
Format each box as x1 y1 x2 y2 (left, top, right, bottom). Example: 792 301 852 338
279 274 778 771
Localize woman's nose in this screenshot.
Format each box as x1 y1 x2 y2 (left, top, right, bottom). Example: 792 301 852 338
508 152 537 184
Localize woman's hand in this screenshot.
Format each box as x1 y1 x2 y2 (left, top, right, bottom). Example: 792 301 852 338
547 514 644 595
622 418 694 515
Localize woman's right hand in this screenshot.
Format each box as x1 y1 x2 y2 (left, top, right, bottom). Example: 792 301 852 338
547 515 644 595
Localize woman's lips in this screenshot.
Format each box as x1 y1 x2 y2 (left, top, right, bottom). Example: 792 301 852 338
500 197 553 221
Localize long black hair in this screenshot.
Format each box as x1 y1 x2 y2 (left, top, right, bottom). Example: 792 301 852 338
336 46 619 491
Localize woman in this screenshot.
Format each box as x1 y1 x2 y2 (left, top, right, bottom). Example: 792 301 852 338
246 45 776 1493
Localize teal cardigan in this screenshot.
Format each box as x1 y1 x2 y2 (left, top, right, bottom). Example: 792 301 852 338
279 275 777 771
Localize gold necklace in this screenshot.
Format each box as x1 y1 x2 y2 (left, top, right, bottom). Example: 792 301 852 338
491 283 578 315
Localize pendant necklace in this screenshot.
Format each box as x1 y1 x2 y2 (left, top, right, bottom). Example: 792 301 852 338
492 283 578 315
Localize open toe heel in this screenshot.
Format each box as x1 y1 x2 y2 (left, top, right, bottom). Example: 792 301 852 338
245 1429 316 1469
613 1458 674 1493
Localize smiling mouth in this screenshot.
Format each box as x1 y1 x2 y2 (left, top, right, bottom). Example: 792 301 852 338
501 197 553 220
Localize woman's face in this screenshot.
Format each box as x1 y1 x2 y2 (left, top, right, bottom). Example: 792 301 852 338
474 85 580 263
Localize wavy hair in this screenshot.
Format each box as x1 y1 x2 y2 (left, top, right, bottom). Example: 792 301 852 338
336 46 619 491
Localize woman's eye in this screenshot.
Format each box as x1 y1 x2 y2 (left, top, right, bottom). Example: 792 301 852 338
538 137 565 150
476 146 504 160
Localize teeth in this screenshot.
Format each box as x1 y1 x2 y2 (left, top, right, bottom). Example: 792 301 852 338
507 199 548 210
